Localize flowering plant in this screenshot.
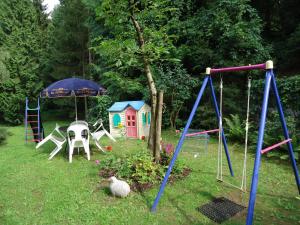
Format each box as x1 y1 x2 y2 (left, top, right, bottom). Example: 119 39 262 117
160 142 175 166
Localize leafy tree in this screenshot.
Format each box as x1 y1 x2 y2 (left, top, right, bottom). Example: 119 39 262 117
0 50 10 82
280 23 300 72
40 0 91 118
251 0 300 73
92 0 181 162
44 0 89 82
0 0 48 124
175 0 270 75
156 64 198 128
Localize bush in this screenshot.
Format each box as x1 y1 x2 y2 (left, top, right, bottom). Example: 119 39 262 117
0 127 8 145
224 114 245 143
249 111 299 160
97 149 188 189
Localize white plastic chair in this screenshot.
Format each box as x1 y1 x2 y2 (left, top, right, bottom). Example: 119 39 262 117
36 123 66 160
67 122 90 163
90 119 116 152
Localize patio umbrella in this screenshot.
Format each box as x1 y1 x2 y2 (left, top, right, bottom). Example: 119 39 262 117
40 78 106 120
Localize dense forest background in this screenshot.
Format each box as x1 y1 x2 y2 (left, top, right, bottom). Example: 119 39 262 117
0 0 299 157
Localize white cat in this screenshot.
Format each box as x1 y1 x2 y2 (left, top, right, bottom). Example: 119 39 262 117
108 176 130 198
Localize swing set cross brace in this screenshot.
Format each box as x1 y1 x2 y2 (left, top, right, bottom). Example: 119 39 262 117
260 139 292 154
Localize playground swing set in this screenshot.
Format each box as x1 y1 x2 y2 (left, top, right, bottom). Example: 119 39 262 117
151 60 300 225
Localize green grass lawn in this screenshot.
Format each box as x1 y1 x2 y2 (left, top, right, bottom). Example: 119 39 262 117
0 122 299 225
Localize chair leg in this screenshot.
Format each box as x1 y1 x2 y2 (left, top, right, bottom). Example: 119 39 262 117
94 139 106 153
104 130 116 142
36 135 52 149
49 146 58 158
69 144 74 163
49 145 62 160
84 142 90 160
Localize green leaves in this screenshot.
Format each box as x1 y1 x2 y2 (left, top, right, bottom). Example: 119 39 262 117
0 0 48 124
98 148 186 185
176 0 269 73
224 114 246 143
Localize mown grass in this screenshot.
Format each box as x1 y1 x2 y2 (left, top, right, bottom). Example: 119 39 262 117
0 122 299 225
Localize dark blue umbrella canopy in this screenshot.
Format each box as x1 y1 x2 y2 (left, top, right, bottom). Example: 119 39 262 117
41 78 106 98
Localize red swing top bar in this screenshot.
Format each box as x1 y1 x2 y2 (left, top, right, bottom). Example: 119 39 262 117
206 60 273 74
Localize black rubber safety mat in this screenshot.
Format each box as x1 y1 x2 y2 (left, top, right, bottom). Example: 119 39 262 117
197 197 246 224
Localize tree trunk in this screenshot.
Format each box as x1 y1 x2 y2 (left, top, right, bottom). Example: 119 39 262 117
145 63 157 152
170 112 175 129
154 91 163 163
129 10 160 161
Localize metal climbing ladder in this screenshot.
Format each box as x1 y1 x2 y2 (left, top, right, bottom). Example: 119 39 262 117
25 97 43 143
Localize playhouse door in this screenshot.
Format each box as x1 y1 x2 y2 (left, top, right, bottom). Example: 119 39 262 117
125 107 137 138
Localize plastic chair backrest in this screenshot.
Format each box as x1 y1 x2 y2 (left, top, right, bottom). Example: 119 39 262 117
93 119 104 133
54 123 66 140
67 124 89 141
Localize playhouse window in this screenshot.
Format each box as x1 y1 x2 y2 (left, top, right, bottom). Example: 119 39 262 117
142 113 146 126
113 114 121 127
148 112 151 125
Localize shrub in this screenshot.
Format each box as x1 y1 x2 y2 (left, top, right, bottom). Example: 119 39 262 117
160 142 175 166
224 114 245 143
97 149 188 188
249 111 299 160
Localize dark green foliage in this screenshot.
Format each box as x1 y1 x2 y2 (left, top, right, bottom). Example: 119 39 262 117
280 23 300 72
263 112 297 147
250 75 300 159
251 75 300 129
175 0 270 75
88 95 112 128
156 64 198 128
251 0 300 72
89 0 182 103
0 0 47 124
44 0 89 81
249 111 298 160
224 114 245 143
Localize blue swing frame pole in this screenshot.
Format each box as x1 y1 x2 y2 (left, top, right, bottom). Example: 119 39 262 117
37 97 40 141
270 71 300 193
208 76 234 176
246 70 272 225
151 76 209 212
25 97 28 143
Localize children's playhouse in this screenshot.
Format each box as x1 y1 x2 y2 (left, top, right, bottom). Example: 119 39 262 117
108 101 151 139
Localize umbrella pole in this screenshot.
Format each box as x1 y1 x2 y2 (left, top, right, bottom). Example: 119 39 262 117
75 95 78 121
84 96 88 120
